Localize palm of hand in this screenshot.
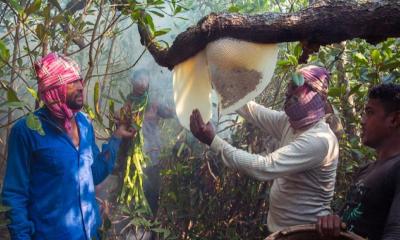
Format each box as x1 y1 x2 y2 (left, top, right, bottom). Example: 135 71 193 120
190 109 215 145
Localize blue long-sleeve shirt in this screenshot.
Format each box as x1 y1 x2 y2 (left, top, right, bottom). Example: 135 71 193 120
2 107 121 240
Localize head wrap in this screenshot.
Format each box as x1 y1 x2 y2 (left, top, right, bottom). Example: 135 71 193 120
284 65 330 129
34 52 82 132
298 65 329 97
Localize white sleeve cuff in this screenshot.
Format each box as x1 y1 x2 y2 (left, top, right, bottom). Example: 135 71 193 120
210 135 226 153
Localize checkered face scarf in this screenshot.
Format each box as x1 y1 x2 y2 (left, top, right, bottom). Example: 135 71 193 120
34 52 82 132
284 65 330 129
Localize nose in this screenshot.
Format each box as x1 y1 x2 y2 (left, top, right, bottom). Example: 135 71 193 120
74 80 84 90
361 113 366 126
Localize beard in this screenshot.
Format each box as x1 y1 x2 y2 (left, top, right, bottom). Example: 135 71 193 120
66 91 84 110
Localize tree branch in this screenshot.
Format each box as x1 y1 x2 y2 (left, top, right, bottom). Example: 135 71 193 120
138 0 400 69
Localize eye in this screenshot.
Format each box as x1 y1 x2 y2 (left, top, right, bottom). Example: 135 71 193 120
364 109 373 116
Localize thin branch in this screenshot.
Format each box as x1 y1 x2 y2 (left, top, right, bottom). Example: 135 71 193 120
87 0 103 74
66 14 122 56
90 48 147 78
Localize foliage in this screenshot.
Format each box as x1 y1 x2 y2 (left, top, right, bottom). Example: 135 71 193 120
0 196 11 239
118 93 150 209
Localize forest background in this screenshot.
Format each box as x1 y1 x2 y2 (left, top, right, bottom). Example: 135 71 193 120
0 0 399 239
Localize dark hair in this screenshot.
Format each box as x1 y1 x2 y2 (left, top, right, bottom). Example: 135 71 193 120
368 83 400 114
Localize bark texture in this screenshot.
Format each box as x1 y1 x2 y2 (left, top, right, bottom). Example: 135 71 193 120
138 0 400 69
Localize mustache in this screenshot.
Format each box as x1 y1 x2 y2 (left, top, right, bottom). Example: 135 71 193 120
72 92 83 98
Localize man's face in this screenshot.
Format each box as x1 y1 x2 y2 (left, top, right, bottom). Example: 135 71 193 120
284 82 300 109
361 98 392 148
132 75 149 96
66 79 84 110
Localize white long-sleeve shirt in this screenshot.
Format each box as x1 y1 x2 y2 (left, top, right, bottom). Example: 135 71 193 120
210 101 339 232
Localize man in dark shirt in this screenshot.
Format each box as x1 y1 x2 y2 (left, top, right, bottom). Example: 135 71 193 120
317 83 400 240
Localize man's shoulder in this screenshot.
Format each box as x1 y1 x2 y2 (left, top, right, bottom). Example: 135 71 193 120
307 120 338 139
302 120 339 151
11 116 30 132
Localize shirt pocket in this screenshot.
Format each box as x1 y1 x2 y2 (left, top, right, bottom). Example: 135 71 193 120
32 147 76 175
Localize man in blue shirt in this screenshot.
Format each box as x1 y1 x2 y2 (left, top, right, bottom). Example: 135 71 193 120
2 53 135 240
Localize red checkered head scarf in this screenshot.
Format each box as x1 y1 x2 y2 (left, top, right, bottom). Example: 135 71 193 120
34 52 83 132
284 65 330 129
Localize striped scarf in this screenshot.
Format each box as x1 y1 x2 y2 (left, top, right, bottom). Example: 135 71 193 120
284 65 330 129
34 52 82 132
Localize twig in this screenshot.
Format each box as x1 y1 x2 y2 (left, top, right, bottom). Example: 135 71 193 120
90 48 147 78
206 160 218 181
66 14 123 56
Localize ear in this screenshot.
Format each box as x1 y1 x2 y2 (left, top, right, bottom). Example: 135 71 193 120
389 111 400 128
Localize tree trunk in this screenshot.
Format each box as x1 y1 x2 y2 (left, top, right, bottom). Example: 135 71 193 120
138 0 400 69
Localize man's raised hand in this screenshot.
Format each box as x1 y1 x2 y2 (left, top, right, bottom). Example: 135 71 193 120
190 109 215 146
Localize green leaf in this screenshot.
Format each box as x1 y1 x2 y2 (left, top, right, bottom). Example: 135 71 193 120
144 14 155 32
174 5 182 15
26 87 38 100
84 104 96 120
175 16 188 21
118 90 126 102
293 43 302 58
7 88 20 102
0 39 10 64
0 205 11 213
17 58 23 67
353 52 368 65
149 10 164 18
153 0 164 5
287 54 298 66
52 14 65 25
381 60 400 71
0 101 26 109
131 11 141 21
108 100 115 130
371 49 381 64
9 0 23 12
0 219 11 227
153 28 170 37
277 60 291 67
228 5 240 13
94 81 100 115
349 84 362 96
26 113 45 136
25 0 42 16
328 86 345 98
93 82 103 124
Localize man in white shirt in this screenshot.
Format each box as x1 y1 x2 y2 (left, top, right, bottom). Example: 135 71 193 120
190 65 339 233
